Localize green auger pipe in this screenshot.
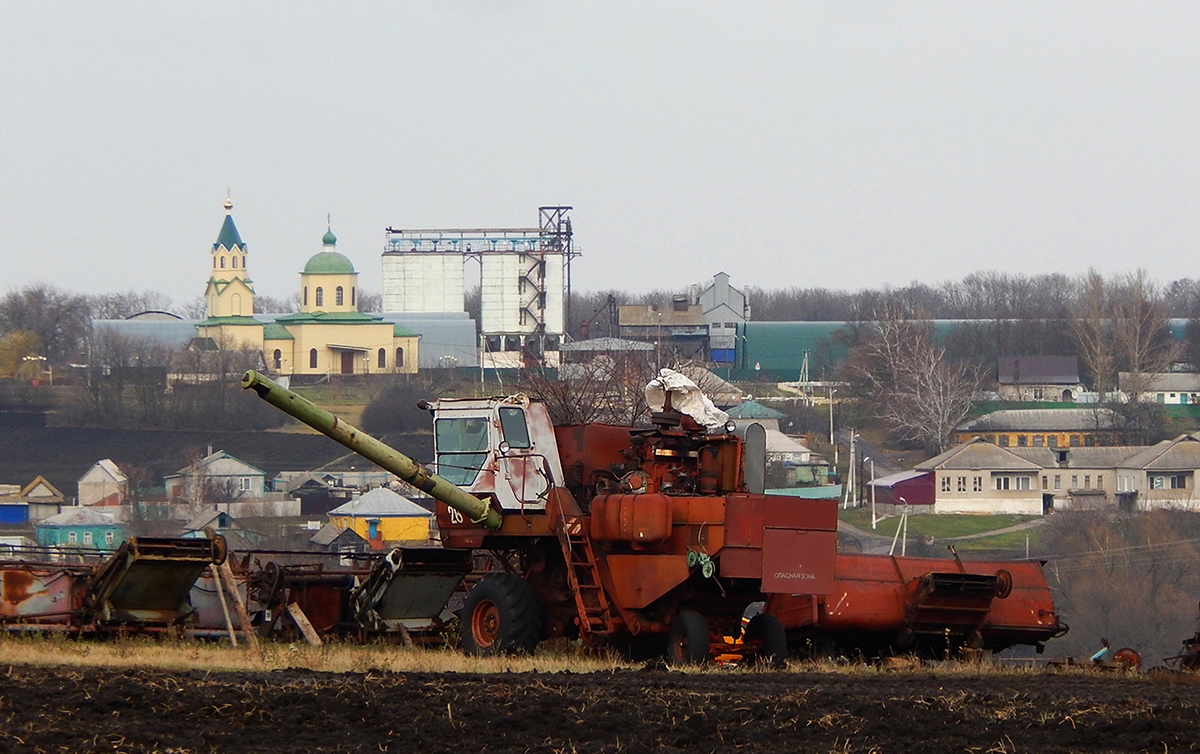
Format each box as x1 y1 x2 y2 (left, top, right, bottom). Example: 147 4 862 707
241 370 501 530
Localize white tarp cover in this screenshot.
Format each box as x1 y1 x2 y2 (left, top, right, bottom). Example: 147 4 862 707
645 368 730 430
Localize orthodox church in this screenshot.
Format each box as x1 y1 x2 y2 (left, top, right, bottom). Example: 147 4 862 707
196 200 419 377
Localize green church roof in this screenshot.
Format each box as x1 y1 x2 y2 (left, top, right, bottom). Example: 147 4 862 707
263 323 294 340
393 323 420 338
214 214 243 251
275 311 384 325
303 250 356 274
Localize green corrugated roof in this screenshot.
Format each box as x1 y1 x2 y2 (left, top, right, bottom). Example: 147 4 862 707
197 315 261 326
214 214 243 250
393 323 419 338
263 323 294 340
726 400 786 420
276 311 384 325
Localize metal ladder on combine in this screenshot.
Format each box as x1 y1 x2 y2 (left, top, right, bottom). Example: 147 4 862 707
554 513 615 642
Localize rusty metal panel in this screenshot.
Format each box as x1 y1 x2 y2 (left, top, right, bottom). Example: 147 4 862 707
723 495 763 548
718 547 761 580
761 529 836 594
0 566 87 626
762 495 838 532
603 553 690 609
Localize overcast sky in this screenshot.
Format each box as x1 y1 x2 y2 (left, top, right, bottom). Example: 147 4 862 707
3 2 1198 307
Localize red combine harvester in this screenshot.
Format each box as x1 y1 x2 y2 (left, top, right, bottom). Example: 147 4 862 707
242 369 1065 662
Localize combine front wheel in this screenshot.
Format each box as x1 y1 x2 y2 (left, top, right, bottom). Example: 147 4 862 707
667 611 711 666
460 573 541 656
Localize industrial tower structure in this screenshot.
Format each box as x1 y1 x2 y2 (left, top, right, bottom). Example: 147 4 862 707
381 206 576 368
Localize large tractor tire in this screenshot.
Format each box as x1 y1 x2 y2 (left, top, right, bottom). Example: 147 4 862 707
744 613 788 667
667 610 711 666
460 573 542 656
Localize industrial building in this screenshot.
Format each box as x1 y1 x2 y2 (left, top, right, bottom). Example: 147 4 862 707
381 206 577 369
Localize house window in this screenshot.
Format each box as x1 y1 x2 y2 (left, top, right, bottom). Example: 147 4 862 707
1033 387 1045 400
68 531 77 545
240 477 251 491
1070 435 1081 447
1150 476 1164 489
83 531 93 546
1048 435 1058 447
957 476 966 492
309 349 318 369
1041 475 1048 490
973 476 982 492
999 435 1010 447
1017 435 1028 447
315 287 324 307
1084 475 1091 489
1071 475 1078 489
995 476 1009 491
941 477 951 493
1172 475 1187 489
1054 474 1061 490
395 347 404 367
378 348 386 369
336 286 344 306
105 531 114 547
1097 475 1103 488
273 349 282 370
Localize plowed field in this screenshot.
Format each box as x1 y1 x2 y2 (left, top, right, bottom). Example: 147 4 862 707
1 664 1196 753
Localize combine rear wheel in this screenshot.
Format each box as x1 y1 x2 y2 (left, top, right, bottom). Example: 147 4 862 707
667 611 711 666
460 573 541 656
744 613 788 667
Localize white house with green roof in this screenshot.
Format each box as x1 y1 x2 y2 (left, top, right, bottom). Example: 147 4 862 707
196 202 419 377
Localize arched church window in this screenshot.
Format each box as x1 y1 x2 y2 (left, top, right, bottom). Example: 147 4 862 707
220 257 226 268
377 348 386 369
395 347 404 368
309 349 318 369
336 286 344 306
352 287 356 306
315 287 324 307
273 349 282 370
303 287 308 306
232 257 238 269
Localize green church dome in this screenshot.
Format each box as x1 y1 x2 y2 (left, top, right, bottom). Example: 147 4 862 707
322 227 337 246
304 250 356 274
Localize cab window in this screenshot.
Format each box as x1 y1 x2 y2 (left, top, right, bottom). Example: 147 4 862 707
434 417 490 485
498 407 531 449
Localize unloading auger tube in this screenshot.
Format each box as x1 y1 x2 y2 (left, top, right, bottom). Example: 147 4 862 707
241 370 501 530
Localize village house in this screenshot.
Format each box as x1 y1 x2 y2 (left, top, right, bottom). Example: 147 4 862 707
77 459 128 507
328 488 432 549
996 356 1084 402
35 507 127 552
1118 372 1200 405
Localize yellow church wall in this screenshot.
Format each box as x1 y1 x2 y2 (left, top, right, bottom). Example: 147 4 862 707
290 322 399 375
301 273 358 313
392 335 419 374
263 339 294 373
205 278 256 318
199 324 264 352
329 513 430 543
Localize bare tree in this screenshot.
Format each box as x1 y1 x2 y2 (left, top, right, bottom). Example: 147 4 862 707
516 352 654 426
843 304 981 452
0 284 90 363
1112 270 1179 403
1070 270 1117 400
87 290 175 320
